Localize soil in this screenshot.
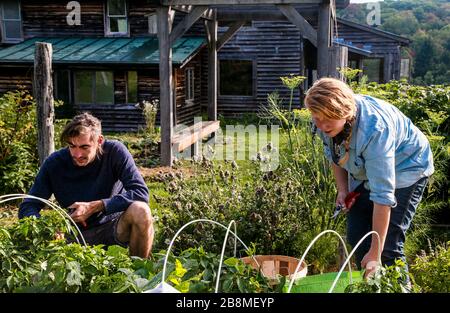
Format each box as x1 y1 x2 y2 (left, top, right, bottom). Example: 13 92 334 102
138 165 195 180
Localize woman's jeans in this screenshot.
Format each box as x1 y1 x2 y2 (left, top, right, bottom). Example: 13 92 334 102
346 177 429 269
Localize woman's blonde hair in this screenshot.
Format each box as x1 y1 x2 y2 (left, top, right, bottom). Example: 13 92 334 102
304 77 356 120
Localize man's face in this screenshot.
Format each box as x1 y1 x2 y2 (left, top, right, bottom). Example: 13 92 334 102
67 133 103 167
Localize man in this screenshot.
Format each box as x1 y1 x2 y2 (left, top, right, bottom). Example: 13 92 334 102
19 112 154 258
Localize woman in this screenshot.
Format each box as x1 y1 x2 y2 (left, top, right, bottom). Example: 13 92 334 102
304 78 434 277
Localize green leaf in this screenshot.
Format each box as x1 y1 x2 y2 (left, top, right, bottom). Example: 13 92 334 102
222 278 233 292
237 277 245 293
223 257 239 267
174 259 187 278
65 261 83 286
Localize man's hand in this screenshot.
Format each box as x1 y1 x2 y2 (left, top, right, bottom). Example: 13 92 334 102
68 200 104 227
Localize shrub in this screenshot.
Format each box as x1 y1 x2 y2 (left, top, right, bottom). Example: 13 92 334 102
345 259 419 293
0 89 39 194
410 241 450 293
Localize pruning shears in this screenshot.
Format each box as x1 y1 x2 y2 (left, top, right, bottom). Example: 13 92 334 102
331 191 361 219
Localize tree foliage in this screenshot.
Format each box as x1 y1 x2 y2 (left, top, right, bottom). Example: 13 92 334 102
339 0 450 85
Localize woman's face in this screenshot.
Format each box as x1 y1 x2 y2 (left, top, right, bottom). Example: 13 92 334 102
311 112 346 138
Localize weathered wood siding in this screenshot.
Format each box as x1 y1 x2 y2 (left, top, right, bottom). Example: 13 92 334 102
308 17 403 82
22 0 104 38
175 54 203 126
0 60 202 132
0 66 33 94
20 0 158 39
129 2 157 36
333 21 402 82
201 21 302 117
71 59 202 132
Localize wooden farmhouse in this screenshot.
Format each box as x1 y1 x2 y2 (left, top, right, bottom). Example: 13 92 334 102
0 0 409 166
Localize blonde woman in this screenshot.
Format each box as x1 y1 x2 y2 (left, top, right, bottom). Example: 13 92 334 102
304 78 434 278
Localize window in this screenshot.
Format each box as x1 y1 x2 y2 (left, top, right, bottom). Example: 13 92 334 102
362 58 382 83
54 70 76 117
0 0 22 43
106 0 128 36
127 71 137 104
219 59 254 96
148 14 157 34
74 71 114 105
54 70 71 105
400 58 410 79
185 68 194 102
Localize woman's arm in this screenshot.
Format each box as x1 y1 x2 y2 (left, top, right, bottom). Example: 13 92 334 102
332 163 349 207
362 203 391 277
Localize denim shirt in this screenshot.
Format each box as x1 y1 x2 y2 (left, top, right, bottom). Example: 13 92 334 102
317 95 434 207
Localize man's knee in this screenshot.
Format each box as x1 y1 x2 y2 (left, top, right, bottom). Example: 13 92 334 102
126 201 153 227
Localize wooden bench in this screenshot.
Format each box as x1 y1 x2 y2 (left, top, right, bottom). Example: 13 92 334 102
172 120 220 157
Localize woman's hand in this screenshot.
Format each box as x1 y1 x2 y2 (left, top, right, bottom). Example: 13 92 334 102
361 250 379 279
336 191 348 209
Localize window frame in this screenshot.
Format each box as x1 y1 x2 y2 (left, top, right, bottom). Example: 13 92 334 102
53 69 72 105
74 70 115 105
185 67 195 104
0 0 23 43
105 0 129 37
218 57 256 98
126 70 138 104
148 13 157 35
362 57 383 83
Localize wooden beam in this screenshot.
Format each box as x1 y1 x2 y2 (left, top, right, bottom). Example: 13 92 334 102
163 0 323 5
157 7 174 166
317 0 331 77
217 21 246 51
277 4 317 47
383 53 393 83
205 12 217 121
328 45 348 80
34 42 55 166
217 9 317 22
172 120 220 152
172 5 214 20
330 0 336 20
170 5 208 46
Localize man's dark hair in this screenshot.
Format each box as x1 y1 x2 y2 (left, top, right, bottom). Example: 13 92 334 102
60 112 103 154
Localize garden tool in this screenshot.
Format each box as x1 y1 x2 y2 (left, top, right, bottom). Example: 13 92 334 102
331 191 361 219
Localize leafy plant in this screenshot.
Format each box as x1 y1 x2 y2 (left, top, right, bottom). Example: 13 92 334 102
0 89 38 194
410 241 450 293
0 211 274 293
136 99 159 139
345 259 419 293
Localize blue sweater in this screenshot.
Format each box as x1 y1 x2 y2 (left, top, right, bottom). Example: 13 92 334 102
19 140 149 228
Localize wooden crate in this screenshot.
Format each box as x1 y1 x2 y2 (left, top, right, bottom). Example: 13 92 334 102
241 255 307 282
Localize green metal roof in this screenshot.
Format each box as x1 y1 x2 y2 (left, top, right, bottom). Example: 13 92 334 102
0 37 205 65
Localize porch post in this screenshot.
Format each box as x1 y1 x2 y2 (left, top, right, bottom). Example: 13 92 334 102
34 42 55 166
157 6 174 166
383 53 394 83
317 0 332 78
328 46 348 80
205 10 217 121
